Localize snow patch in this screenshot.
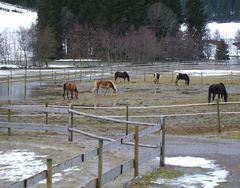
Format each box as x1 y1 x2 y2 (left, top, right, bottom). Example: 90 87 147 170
154 156 228 188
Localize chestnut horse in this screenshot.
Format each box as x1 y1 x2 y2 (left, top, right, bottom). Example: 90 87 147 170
63 82 79 99
92 80 117 95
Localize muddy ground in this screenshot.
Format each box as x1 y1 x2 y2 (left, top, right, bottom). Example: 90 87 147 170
0 74 240 187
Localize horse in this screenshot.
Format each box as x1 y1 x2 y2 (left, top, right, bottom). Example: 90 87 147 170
208 83 228 103
175 73 190 86
114 71 130 82
63 82 79 99
92 80 117 95
153 73 160 84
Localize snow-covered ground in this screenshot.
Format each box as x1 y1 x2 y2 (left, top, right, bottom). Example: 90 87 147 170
0 2 37 30
154 156 228 188
0 149 228 187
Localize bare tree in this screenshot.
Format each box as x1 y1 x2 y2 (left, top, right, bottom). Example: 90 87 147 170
212 29 222 41
35 25 57 67
124 26 158 64
203 29 213 59
0 29 12 64
17 27 33 67
234 29 240 56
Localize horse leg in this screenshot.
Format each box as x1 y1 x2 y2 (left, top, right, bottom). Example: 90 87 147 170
71 90 73 99
212 93 216 102
104 88 108 95
208 93 211 103
175 79 178 86
63 88 66 100
67 90 69 99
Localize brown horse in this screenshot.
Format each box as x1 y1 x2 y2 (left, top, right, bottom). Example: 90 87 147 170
92 80 117 95
63 82 79 99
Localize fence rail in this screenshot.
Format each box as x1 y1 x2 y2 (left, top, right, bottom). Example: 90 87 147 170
0 101 239 187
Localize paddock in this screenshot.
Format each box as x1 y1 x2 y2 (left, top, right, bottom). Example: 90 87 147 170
0 62 240 187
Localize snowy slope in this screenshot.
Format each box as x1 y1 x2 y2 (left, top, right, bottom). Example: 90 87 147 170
0 1 37 30
0 2 239 57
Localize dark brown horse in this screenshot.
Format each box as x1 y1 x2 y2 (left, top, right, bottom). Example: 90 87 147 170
63 82 79 99
175 73 190 86
92 80 117 95
114 71 130 82
208 83 228 103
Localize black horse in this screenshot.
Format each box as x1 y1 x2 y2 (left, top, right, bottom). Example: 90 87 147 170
153 73 160 84
208 83 228 103
114 71 130 82
175 73 190 86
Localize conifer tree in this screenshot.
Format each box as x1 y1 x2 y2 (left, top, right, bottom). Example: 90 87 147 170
215 40 229 60
185 0 207 59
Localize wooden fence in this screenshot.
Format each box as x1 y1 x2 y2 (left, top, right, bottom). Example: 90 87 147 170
0 104 164 188
0 101 240 187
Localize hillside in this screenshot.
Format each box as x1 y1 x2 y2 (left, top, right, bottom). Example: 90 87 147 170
0 1 36 30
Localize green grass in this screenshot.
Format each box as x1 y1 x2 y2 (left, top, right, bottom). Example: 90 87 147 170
219 130 240 140
128 167 182 188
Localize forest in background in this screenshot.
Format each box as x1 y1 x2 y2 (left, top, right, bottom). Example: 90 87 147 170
0 0 238 66
2 0 240 22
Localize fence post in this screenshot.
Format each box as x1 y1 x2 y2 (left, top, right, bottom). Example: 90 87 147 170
47 158 52 188
24 69 27 100
160 117 165 167
201 72 203 84
54 71 57 84
45 103 48 133
126 105 129 135
39 68 42 86
101 67 104 79
97 139 103 188
134 126 139 177
68 104 73 141
171 72 174 83
217 99 221 133
79 71 82 82
231 71 233 84
144 71 146 82
7 75 10 98
45 102 48 125
8 100 11 136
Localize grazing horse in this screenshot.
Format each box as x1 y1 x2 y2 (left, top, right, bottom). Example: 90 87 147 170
208 83 228 103
115 71 130 82
63 82 79 99
92 80 117 95
175 73 190 86
153 73 160 84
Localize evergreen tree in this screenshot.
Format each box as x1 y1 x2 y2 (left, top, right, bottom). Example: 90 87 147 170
215 40 229 60
185 0 207 59
160 0 182 23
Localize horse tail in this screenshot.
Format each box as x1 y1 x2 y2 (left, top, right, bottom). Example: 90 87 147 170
208 86 212 103
110 81 117 93
63 83 66 96
187 77 190 85
75 87 78 93
92 81 97 94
